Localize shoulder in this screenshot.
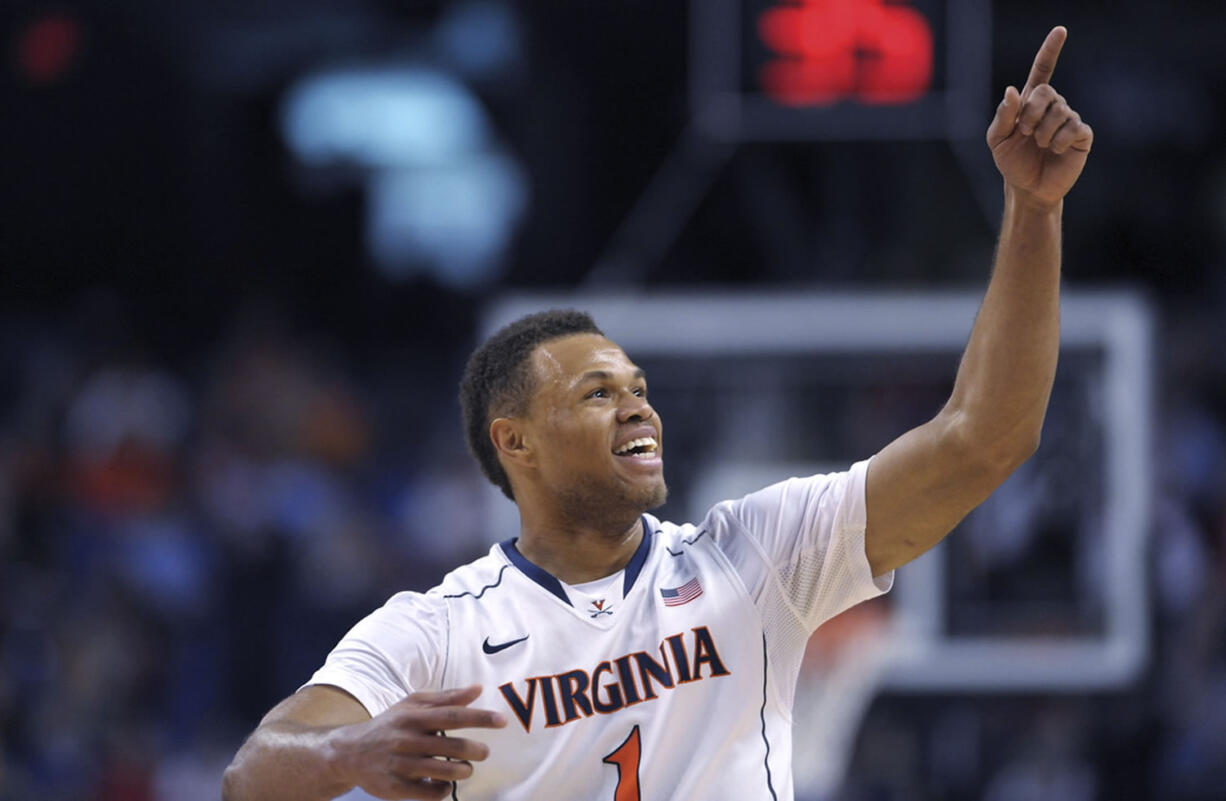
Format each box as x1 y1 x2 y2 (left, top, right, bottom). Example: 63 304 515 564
643 513 731 562
361 546 507 630
646 462 870 567
434 544 513 602
717 461 870 536
644 513 709 547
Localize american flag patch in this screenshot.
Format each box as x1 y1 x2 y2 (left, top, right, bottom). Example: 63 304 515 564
660 577 703 606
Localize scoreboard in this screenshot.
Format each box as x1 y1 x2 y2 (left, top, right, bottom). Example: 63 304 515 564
691 0 991 140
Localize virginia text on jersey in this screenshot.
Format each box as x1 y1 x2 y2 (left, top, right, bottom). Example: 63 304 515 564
498 625 730 731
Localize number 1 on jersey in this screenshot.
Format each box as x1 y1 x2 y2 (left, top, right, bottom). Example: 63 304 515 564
602 725 642 801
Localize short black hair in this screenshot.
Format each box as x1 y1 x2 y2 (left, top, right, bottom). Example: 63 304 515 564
459 309 603 500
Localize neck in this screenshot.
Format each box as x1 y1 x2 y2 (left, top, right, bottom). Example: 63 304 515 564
514 511 644 585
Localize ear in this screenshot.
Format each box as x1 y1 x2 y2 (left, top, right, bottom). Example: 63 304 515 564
490 417 534 468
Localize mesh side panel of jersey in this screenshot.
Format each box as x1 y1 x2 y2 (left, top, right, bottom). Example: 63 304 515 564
759 533 878 705
781 542 844 632
757 555 824 709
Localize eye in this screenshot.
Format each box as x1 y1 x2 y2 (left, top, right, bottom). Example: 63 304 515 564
586 387 609 400
633 386 647 398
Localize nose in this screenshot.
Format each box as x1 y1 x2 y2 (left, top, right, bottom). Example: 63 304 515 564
617 391 654 424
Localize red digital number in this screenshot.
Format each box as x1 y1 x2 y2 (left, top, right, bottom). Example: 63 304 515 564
759 0 933 106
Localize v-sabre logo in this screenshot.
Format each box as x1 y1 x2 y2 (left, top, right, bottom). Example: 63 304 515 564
497 626 730 732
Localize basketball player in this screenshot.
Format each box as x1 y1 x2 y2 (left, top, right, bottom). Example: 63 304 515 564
223 26 1092 801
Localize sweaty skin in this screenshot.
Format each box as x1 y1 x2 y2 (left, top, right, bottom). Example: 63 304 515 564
495 334 666 585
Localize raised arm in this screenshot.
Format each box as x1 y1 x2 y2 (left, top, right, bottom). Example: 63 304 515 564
222 684 506 801
864 26 1093 576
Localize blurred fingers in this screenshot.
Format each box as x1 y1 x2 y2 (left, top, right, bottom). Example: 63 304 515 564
986 85 1022 148
393 686 507 730
383 753 475 786
1017 84 1059 136
398 756 474 782
1052 120 1094 154
384 775 456 801
428 734 491 762
404 685 483 708
392 732 491 762
1033 101 1077 149
404 705 506 732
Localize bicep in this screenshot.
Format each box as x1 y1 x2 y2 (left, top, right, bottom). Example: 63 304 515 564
260 684 373 729
865 413 1014 576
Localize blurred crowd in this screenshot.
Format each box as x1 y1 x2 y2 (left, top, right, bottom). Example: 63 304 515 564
0 299 494 801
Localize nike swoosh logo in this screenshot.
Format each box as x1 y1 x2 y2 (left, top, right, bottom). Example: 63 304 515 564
482 635 529 655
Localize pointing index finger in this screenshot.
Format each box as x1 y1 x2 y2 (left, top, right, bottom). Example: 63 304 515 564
1023 26 1067 94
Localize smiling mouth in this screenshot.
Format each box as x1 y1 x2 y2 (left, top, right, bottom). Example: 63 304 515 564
612 436 659 459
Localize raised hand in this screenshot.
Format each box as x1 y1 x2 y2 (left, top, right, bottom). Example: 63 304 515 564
327 685 507 800
986 26 1093 209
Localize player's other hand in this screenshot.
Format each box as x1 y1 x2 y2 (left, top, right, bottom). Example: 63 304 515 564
325 685 507 800
986 26 1093 210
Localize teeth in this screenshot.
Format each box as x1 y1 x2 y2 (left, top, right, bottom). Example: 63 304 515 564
613 437 658 456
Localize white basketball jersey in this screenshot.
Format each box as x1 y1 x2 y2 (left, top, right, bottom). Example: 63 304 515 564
307 460 892 801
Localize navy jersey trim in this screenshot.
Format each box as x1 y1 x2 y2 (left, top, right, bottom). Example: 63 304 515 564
500 519 654 606
666 528 707 557
760 633 779 801
500 539 572 606
443 564 510 601
621 517 654 596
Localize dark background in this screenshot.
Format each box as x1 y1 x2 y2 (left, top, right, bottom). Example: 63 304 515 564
2 1 1224 799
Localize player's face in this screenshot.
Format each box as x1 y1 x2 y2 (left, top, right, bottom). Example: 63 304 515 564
523 333 666 521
